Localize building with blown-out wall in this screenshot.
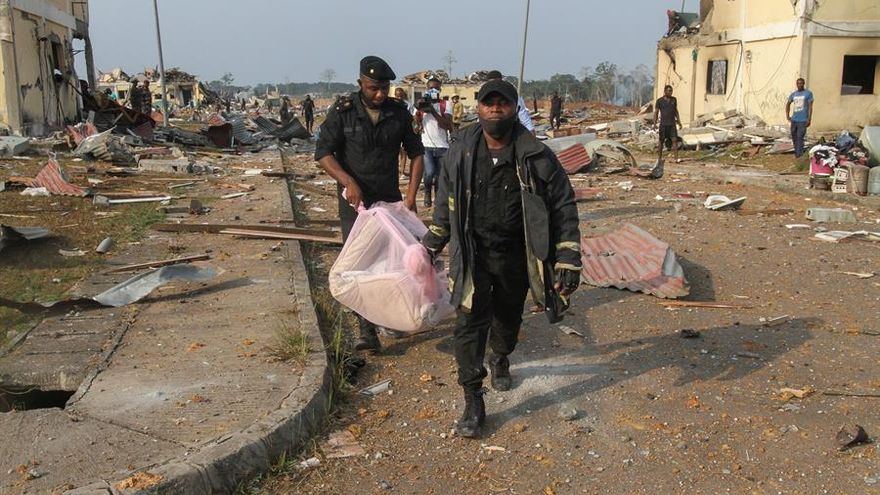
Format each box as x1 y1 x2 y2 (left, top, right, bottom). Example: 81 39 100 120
0 0 94 136
656 0 880 131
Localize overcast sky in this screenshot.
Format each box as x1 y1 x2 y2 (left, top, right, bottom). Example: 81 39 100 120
81 0 681 85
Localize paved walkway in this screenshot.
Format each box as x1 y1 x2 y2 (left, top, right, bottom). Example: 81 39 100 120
0 161 329 494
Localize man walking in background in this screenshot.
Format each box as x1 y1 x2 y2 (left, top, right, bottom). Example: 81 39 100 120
302 94 316 133
550 91 563 130
653 84 682 162
785 78 813 158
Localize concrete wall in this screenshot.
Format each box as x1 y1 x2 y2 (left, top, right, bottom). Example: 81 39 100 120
812 0 880 22
741 37 805 126
705 0 797 32
657 36 804 126
807 36 880 131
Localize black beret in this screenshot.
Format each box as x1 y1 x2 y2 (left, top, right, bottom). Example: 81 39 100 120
360 55 396 81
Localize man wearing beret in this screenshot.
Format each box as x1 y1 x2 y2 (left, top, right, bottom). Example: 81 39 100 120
422 80 582 438
316 55 425 352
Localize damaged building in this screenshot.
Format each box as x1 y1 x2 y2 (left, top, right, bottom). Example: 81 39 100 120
657 0 880 131
96 67 213 112
0 0 94 136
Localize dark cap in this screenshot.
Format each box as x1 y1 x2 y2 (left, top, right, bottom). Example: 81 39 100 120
477 80 518 104
360 55 396 81
486 70 503 80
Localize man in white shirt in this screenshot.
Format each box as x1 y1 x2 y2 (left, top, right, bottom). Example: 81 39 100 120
486 70 534 134
414 76 453 207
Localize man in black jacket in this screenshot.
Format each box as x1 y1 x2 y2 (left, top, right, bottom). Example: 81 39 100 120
422 80 582 438
316 56 425 352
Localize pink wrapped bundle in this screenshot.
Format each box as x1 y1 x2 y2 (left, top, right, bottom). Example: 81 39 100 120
329 202 454 332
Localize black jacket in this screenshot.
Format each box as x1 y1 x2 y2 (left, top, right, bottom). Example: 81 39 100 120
423 123 582 309
315 93 424 204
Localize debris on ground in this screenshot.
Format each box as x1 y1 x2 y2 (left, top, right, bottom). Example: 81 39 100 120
321 430 366 459
836 424 870 451
580 223 689 298
704 195 747 211
359 379 392 396
0 225 51 253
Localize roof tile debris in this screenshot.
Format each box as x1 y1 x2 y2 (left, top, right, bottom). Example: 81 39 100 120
580 223 689 299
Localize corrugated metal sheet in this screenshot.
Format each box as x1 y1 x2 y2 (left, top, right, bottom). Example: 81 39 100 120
32 159 89 197
556 144 593 174
580 223 689 299
229 118 256 145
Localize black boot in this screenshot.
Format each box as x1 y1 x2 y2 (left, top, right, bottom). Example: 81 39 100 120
454 388 485 438
354 323 380 352
489 353 511 391
424 187 432 208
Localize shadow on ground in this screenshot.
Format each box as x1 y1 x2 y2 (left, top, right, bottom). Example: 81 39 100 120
485 317 818 433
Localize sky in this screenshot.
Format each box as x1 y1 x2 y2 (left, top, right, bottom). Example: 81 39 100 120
79 0 682 85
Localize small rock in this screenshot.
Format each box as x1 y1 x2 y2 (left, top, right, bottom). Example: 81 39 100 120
378 480 392 490
680 329 701 339
558 406 578 421
837 424 870 451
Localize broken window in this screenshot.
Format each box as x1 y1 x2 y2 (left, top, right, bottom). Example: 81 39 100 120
706 60 727 95
841 55 878 95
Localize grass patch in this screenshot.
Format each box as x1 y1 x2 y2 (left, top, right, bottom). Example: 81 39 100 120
272 318 311 364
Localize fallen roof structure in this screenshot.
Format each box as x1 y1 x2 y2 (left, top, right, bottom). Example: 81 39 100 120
580 223 689 299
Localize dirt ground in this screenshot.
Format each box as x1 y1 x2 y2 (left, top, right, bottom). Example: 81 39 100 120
250 151 880 495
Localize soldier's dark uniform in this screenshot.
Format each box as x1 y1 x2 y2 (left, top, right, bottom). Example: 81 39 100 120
314 56 424 348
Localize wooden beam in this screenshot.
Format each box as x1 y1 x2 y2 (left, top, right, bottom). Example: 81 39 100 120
104 254 211 273
152 223 337 238
219 228 342 244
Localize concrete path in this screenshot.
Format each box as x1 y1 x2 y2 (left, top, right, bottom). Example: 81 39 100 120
0 161 330 494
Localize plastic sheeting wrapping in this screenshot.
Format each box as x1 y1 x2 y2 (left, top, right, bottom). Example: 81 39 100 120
329 202 454 332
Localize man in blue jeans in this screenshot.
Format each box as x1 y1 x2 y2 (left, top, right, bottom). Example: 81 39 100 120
785 78 814 158
415 76 453 207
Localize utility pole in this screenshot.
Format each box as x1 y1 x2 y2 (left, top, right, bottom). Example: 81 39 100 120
152 0 169 127
517 0 530 96
442 50 457 78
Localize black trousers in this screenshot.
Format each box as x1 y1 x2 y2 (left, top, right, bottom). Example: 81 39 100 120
455 247 530 390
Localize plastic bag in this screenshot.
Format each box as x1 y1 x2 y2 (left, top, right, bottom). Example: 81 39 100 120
329 201 454 332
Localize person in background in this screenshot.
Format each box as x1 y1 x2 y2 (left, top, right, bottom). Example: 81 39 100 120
280 96 291 124
302 95 316 133
395 87 414 176
785 78 814 159
486 70 534 134
315 55 425 353
414 75 453 207
451 94 464 131
653 84 682 162
549 91 563 130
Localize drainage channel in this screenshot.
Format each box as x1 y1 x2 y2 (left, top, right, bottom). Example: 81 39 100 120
0 387 75 412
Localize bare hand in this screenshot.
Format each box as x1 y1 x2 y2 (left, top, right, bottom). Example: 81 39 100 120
404 196 418 214
344 180 363 208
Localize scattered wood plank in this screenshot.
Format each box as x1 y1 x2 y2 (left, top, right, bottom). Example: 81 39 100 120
104 254 210 273
659 301 752 309
291 180 335 197
822 391 880 398
152 222 337 238
219 228 342 244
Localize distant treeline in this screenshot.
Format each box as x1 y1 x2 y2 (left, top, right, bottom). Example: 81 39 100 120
205 61 654 105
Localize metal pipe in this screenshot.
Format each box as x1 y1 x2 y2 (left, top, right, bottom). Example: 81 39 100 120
152 0 168 126
517 0 530 96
